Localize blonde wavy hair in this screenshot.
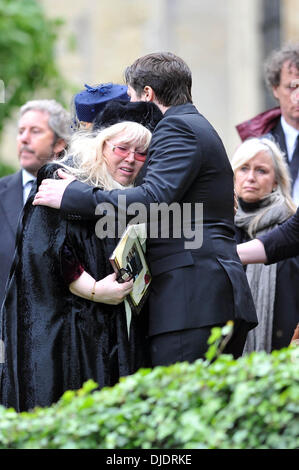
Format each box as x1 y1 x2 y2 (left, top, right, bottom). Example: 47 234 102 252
56 121 152 190
231 137 296 236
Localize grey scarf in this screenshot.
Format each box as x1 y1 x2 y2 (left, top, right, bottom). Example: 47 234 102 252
235 189 292 353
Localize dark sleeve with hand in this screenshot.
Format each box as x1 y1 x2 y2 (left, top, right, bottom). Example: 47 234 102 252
258 206 299 263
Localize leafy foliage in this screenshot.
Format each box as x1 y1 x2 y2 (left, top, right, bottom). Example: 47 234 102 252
0 0 68 138
0 326 298 449
0 161 17 178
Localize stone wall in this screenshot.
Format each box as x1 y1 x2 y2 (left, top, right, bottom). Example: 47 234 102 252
1 0 299 166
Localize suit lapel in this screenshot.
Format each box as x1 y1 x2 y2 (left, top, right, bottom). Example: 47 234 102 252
0 171 23 237
271 121 288 160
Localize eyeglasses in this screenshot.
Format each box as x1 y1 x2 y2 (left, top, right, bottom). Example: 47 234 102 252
105 141 147 162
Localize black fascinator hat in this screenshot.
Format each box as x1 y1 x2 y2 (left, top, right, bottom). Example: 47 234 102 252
92 100 163 133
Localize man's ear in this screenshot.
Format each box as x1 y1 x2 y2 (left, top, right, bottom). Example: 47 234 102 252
53 138 66 156
272 86 279 101
143 86 155 102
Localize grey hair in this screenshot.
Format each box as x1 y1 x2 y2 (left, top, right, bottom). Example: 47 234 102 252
264 43 299 89
19 99 71 144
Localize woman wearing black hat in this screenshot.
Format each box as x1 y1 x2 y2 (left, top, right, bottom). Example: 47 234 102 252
0 100 162 412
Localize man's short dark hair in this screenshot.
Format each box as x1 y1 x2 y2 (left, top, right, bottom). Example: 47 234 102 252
264 43 299 89
124 52 192 107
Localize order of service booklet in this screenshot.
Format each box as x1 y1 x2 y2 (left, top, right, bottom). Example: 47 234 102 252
109 224 151 314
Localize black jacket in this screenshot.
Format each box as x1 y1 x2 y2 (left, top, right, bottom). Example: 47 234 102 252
61 103 258 338
236 226 299 349
0 171 23 309
259 205 299 262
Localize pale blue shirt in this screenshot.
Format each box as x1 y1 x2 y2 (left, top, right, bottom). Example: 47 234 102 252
22 169 36 205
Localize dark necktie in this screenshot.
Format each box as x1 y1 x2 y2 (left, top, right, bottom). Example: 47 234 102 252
289 135 299 191
24 179 34 204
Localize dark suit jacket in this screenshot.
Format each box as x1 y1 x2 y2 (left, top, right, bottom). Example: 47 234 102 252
61 103 257 336
257 109 298 262
270 120 289 162
259 206 299 262
236 226 299 350
0 171 23 308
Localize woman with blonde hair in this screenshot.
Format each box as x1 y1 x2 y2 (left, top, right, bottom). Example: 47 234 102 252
60 120 151 191
0 100 162 412
232 136 299 353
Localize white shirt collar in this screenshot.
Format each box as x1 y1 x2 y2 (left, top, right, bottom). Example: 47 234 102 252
22 168 36 187
280 116 299 161
22 169 36 205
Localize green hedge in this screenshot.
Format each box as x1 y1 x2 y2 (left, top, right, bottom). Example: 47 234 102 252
0 327 298 449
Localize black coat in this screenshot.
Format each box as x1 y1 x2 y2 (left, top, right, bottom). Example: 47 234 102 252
61 103 258 339
270 120 289 163
0 171 23 309
0 164 148 412
259 206 299 261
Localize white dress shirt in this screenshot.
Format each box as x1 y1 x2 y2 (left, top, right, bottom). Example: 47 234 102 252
281 116 299 206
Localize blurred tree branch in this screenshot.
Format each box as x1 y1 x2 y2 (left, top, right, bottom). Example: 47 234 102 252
0 0 71 141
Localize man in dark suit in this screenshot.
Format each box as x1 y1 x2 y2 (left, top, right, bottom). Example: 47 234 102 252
33 52 257 365
236 43 299 204
236 193 299 346
0 99 70 308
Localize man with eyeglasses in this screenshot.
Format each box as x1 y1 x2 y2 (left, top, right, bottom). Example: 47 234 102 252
33 52 257 366
236 43 299 204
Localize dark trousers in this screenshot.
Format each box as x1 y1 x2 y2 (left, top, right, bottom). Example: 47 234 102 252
149 320 249 367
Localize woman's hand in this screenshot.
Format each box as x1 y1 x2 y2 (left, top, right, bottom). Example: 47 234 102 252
33 170 75 209
94 273 134 304
69 271 133 305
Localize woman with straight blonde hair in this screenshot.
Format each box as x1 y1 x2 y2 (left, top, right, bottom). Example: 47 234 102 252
232 137 299 353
